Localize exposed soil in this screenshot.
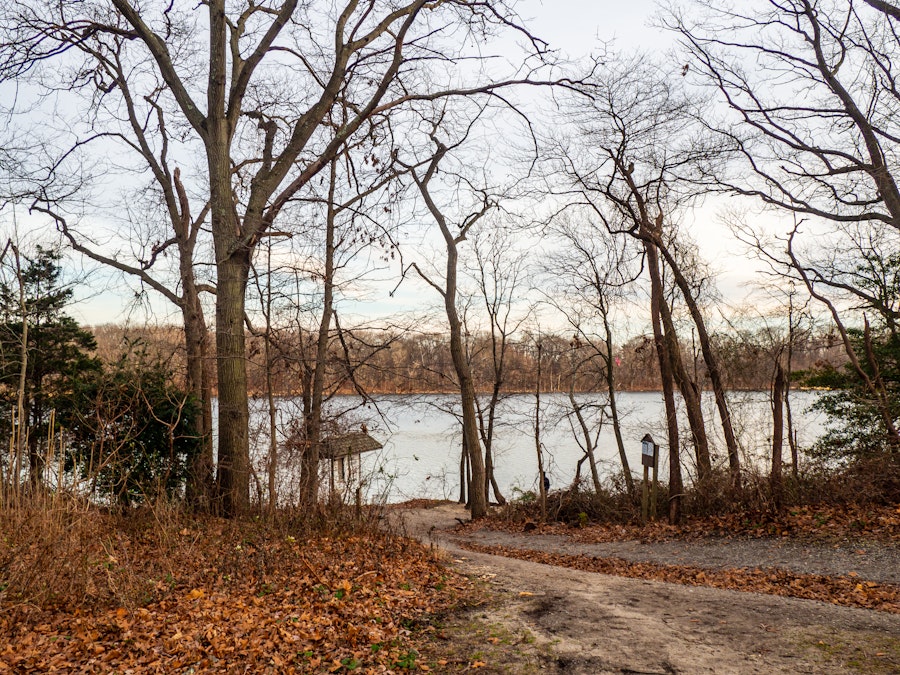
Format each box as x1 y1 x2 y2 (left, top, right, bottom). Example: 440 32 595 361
390 503 900 674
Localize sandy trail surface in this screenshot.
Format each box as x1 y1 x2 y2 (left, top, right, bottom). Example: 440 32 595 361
390 503 900 674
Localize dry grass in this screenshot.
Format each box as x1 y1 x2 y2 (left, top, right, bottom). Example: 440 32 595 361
0 497 478 673
1 499 204 611
0 495 391 613
496 457 900 528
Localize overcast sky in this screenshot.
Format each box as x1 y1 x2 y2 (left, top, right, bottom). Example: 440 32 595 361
45 0 768 329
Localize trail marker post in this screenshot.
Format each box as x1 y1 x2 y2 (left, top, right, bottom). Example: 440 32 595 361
641 434 658 524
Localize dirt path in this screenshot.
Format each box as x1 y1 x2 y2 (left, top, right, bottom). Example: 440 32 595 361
391 504 900 674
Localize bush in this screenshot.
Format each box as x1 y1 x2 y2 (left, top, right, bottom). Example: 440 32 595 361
68 340 200 506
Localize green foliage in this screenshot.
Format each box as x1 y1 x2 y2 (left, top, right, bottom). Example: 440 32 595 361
0 245 101 481
69 340 200 505
0 245 199 503
801 328 900 463
393 650 418 669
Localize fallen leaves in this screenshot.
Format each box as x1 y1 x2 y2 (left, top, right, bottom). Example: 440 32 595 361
461 542 900 613
0 513 472 673
467 502 900 544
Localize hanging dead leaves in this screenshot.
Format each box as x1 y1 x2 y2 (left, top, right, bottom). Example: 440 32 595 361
0 513 472 674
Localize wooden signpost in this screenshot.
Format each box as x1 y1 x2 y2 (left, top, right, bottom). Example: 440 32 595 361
641 433 659 524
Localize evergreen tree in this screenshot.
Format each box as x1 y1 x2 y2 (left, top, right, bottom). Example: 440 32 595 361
69 339 200 506
803 327 900 462
0 245 100 490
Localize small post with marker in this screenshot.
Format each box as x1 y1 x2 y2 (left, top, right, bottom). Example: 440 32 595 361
640 433 657 524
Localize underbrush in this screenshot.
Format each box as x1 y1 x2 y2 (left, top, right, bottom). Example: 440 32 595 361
0 497 406 612
494 456 900 529
0 497 472 672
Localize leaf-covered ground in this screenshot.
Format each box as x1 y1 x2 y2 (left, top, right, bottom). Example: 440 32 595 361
474 502 900 544
4 502 897 673
0 509 474 674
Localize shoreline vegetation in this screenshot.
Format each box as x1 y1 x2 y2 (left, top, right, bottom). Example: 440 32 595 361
90 323 847 397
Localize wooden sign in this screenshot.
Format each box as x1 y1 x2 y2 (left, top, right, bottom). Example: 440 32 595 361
641 433 656 468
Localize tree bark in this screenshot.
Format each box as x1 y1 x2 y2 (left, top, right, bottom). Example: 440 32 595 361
535 341 547 521
568 385 603 494
182 274 214 508
206 0 250 516
657 281 712 481
302 160 339 508
603 313 635 497
213 244 251 517
645 239 683 524
771 362 785 510
476 382 507 505
458 438 467 504
447 278 487 518
654 237 741 487
407 140 490 519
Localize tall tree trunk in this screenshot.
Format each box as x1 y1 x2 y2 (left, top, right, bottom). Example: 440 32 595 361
265 337 278 516
183 287 214 509
172 165 215 510
617 160 683 520
771 362 785 510
14 247 27 504
785 318 799 479
409 141 489 519
646 240 682 524
658 287 712 481
535 341 547 521
214 247 251 517
302 161 339 509
263 244 279 518
602 315 635 497
655 240 741 488
448 308 487 518
207 0 250 518
477 387 507 505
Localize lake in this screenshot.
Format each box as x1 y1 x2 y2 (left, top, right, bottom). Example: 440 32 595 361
243 391 827 504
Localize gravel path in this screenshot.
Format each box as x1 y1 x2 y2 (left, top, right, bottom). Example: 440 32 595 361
392 503 899 583
459 529 900 583
390 503 900 674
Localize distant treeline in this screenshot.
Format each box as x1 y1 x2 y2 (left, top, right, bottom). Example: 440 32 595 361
91 324 845 396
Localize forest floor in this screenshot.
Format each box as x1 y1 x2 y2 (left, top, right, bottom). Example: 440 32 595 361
1 502 897 673
0 506 473 674
392 501 900 674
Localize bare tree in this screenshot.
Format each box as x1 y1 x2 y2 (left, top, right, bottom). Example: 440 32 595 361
670 1 900 450
669 0 900 233
1 0 550 515
731 210 900 449
33 177 216 508
553 54 740 515
246 131 408 507
398 132 496 519
543 211 639 497
465 225 532 505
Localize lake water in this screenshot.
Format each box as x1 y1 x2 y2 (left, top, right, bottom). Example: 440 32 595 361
244 391 827 504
